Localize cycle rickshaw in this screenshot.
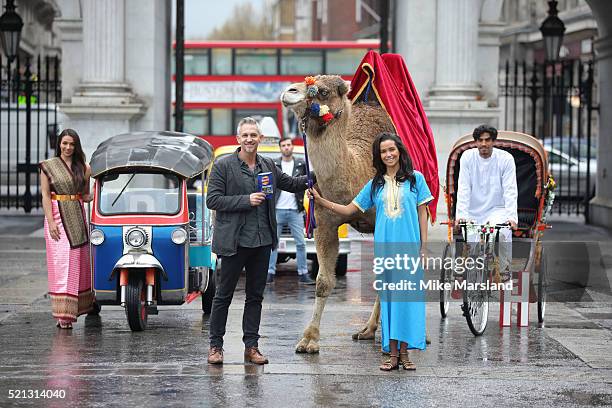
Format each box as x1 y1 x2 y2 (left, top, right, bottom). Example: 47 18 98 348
440 131 555 335
89 131 216 331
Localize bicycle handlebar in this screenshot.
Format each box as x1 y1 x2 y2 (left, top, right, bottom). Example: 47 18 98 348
457 221 511 229
441 220 531 231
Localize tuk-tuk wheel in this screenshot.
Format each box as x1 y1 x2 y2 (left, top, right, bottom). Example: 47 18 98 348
126 274 148 331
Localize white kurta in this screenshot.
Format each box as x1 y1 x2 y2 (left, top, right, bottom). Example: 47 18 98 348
456 148 518 225
456 148 518 273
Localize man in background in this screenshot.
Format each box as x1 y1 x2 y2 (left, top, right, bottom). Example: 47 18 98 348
267 137 315 285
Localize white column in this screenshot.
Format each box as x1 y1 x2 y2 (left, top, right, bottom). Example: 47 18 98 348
588 11 612 225
55 0 83 103
585 0 612 227
429 0 485 105
82 0 124 84
58 0 145 157
395 0 437 99
72 0 137 104
478 0 505 103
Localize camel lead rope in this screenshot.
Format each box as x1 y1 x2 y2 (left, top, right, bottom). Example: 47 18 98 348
300 118 316 239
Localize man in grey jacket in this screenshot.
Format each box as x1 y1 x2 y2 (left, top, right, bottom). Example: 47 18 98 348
206 117 310 365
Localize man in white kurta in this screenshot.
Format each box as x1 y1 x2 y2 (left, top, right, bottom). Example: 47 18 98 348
456 125 518 281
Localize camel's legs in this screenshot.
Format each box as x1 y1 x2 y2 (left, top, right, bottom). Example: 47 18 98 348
352 295 380 340
296 222 338 354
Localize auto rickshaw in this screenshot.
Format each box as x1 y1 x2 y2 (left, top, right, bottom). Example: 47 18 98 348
89 131 216 331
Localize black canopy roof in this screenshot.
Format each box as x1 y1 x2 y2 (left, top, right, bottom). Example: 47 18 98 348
90 131 213 178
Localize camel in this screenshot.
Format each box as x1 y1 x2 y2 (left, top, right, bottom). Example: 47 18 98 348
281 75 395 353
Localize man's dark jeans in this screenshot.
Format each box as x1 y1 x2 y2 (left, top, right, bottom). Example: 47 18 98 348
209 245 271 348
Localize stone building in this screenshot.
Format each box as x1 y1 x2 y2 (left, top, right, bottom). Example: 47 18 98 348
268 0 611 227
54 0 170 157
2 0 611 227
4 0 59 60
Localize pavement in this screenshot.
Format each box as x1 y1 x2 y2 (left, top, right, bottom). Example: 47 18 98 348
0 211 611 407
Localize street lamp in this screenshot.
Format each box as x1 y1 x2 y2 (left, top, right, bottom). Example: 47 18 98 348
539 0 566 62
0 0 24 63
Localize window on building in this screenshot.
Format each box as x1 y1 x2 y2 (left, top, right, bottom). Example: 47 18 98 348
326 48 367 75
234 109 278 133
184 52 209 75
235 49 278 75
211 109 232 135
212 48 232 75
184 110 210 135
281 49 324 75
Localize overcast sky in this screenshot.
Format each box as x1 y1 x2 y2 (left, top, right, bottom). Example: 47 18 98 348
172 0 267 40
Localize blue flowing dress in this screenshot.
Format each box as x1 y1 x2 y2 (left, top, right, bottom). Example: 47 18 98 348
353 171 433 353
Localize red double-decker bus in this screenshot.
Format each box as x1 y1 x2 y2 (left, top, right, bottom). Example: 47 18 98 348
172 40 378 148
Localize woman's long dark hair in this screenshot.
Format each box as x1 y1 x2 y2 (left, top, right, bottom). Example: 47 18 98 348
371 133 416 201
56 128 87 192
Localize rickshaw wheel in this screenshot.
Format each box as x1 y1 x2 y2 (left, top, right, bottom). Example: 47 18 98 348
537 247 547 324
126 273 148 331
462 262 489 336
202 268 215 314
440 243 452 318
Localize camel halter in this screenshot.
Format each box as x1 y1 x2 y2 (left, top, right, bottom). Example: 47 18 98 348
303 76 344 127
300 115 316 239
300 76 344 238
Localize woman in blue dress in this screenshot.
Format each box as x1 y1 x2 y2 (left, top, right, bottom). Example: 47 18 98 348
308 133 432 371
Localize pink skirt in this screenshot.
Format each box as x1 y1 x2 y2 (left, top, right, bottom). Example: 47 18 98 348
44 200 93 322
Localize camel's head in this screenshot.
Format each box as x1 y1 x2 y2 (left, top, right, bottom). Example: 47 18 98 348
281 75 350 135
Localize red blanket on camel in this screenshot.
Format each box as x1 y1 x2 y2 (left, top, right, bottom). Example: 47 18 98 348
348 51 439 222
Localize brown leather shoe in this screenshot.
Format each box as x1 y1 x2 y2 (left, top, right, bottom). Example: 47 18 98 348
207 346 224 365
244 346 269 365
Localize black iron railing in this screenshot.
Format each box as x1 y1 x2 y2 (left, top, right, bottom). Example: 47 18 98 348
499 59 597 220
0 55 61 212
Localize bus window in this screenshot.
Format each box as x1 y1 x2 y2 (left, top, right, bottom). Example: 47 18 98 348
235 49 278 75
211 109 232 135
281 49 324 75
233 109 278 131
212 48 232 75
184 110 210 135
185 52 209 75
326 48 368 75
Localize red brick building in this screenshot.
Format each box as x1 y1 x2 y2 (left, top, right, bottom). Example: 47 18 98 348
271 0 382 41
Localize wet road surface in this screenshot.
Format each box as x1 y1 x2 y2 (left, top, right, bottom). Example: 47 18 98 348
1 268 611 408
1 218 611 407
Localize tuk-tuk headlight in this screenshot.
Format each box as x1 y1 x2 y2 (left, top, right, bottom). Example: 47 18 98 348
90 229 105 246
126 228 147 248
171 228 187 245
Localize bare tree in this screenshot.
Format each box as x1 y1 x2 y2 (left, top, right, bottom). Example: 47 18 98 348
207 2 273 40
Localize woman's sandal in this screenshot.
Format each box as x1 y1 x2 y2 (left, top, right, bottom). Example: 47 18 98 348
379 354 400 371
399 352 416 371
56 321 72 329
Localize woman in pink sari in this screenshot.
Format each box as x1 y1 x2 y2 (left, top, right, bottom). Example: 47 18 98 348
40 129 94 329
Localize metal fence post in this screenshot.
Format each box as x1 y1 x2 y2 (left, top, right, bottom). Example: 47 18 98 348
23 58 33 212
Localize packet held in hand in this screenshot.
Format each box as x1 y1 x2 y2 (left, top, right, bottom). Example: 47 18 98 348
257 172 274 199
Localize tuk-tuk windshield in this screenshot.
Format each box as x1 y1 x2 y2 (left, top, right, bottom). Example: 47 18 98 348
98 172 181 215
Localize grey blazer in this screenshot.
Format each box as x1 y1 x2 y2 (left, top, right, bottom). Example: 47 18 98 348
206 149 310 257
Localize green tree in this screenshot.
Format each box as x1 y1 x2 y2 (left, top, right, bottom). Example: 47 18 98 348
207 2 273 40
